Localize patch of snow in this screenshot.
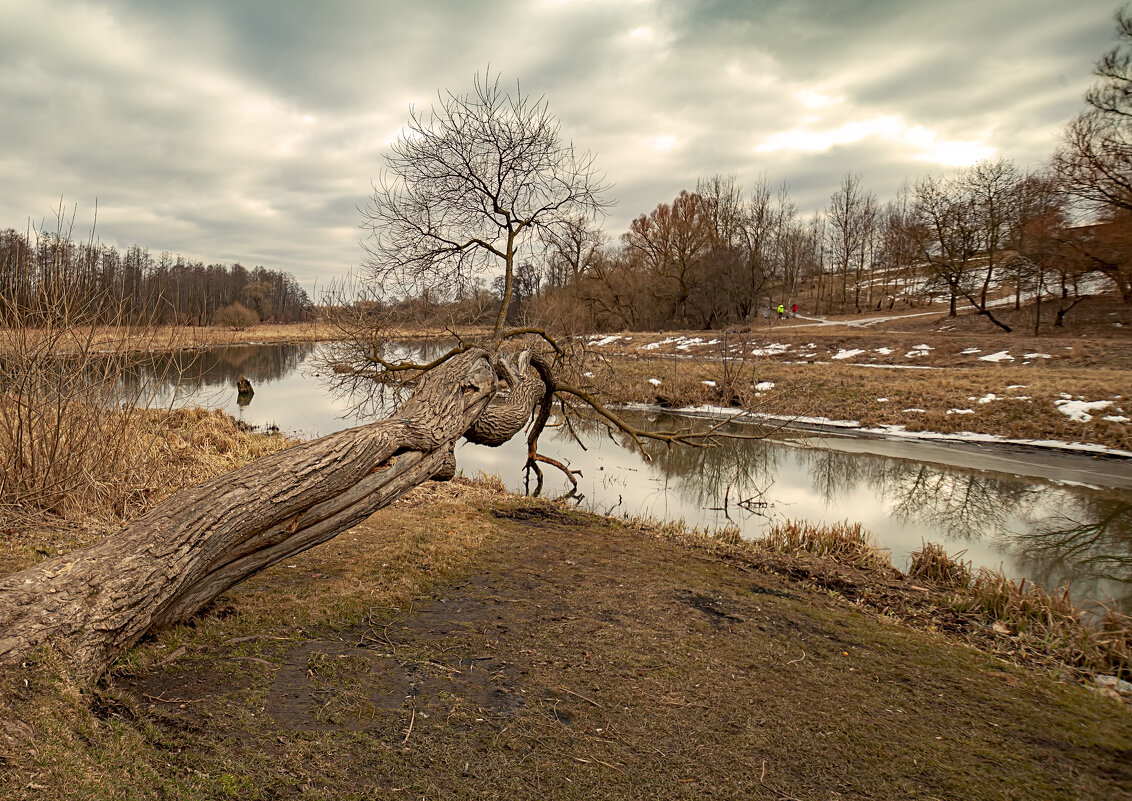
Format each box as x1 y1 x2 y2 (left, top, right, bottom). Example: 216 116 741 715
832 348 865 360
875 347 893 355
589 335 621 347
584 371 594 378
755 381 776 391
979 351 1014 362
702 380 717 387
1010 396 1031 401
947 408 975 415
1103 415 1130 423
877 397 888 403
902 408 926 413
640 336 682 351
960 347 981 355
1023 353 1052 359
613 401 1132 458
977 394 998 404
751 343 790 356
648 378 662 387
1054 399 1113 422
1006 385 1027 390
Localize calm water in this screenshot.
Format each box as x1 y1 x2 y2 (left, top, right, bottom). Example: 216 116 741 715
150 342 1132 610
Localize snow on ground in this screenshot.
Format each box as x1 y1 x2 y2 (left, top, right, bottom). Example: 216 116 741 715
648 378 662 386
832 348 866 360
1055 399 1114 422
979 351 1015 362
640 337 683 351
751 343 790 356
1024 353 1052 359
960 347 981 355
589 335 622 347
616 402 1132 459
755 381 776 391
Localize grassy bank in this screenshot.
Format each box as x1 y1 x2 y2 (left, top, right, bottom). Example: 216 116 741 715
0 408 296 577
1 479 1129 800
583 355 1131 451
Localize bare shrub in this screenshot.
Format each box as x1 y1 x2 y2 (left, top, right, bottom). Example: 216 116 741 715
214 301 259 330
0 220 184 523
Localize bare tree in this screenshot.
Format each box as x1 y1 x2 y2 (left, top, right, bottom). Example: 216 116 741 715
909 173 1014 331
1054 7 1132 214
826 173 877 312
966 159 1020 309
361 71 609 338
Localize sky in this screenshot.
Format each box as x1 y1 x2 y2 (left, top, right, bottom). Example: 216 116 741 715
0 0 1119 294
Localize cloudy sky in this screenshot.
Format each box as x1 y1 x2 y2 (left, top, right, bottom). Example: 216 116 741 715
0 0 1118 292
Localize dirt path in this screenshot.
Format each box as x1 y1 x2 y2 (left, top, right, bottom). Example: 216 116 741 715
98 497 1130 801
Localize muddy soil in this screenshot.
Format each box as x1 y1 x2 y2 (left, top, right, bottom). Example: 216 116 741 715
115 500 1131 801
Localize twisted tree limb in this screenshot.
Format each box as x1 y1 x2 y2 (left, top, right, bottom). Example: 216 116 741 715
0 347 545 684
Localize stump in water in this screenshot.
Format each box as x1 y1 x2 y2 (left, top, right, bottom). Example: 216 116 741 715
236 375 254 406
0 348 545 683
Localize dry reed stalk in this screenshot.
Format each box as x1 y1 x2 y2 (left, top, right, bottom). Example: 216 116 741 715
761 519 891 569
908 541 972 588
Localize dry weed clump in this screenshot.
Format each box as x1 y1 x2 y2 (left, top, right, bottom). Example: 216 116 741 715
761 519 891 569
137 407 297 510
908 540 972 587
956 568 1131 679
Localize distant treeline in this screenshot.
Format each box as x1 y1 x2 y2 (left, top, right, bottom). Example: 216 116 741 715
0 228 312 325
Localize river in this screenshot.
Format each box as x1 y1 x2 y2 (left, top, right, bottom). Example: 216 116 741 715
147 342 1132 611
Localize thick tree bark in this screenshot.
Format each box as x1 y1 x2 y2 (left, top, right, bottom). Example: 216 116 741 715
0 348 545 683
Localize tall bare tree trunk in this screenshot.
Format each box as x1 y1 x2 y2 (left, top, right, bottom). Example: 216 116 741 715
0 348 543 683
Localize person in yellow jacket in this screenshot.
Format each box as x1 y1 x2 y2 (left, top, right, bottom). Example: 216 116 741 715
776 303 785 320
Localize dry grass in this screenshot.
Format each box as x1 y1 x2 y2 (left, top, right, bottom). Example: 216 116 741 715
1 487 1128 801
631 512 1130 681
588 354 1131 450
909 541 973 587
0 407 296 577
957 567 1130 679
760 519 892 569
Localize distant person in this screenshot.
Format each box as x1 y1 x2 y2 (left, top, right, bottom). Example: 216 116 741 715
791 303 798 318
777 303 785 320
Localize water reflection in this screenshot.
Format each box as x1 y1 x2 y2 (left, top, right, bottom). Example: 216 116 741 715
149 343 1131 610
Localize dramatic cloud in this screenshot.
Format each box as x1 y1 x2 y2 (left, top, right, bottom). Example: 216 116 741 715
0 0 1116 291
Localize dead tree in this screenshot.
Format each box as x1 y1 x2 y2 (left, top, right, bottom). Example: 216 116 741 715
0 348 543 683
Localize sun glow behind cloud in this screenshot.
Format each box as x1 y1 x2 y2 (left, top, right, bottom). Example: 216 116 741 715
756 114 995 167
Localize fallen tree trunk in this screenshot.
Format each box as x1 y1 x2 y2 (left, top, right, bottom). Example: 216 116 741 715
0 348 544 683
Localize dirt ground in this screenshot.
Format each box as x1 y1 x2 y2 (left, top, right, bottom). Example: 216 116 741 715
5 483 1124 801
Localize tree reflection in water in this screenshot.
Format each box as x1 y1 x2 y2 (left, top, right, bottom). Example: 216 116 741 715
1010 497 1131 609
585 409 1130 608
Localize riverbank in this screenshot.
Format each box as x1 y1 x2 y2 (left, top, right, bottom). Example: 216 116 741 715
1 478 1127 800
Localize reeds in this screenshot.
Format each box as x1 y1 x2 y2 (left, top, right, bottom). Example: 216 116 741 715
909 542 1129 678
761 519 891 569
959 568 1129 678
908 540 972 587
